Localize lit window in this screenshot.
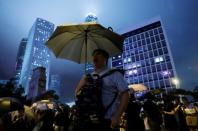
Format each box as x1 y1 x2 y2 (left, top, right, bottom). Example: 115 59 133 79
128 69 138 75
119 62 122 65
118 55 121 58
161 70 171 76
123 58 127 63
128 58 131 62
154 56 164 63
113 57 115 59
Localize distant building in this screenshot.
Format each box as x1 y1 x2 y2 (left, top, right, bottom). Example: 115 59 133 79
28 67 46 98
49 75 61 96
85 13 98 23
19 18 54 94
112 18 178 92
0 80 9 85
14 38 28 85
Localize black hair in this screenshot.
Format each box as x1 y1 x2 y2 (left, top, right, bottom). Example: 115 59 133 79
92 49 109 64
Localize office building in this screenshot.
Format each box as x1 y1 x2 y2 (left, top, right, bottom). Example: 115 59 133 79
19 18 54 94
112 19 178 91
49 75 61 96
28 67 46 98
14 38 28 85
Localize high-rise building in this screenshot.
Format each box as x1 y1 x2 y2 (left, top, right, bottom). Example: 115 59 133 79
85 13 98 23
49 75 61 96
19 18 54 94
0 80 9 85
14 38 28 85
112 19 178 92
28 67 46 98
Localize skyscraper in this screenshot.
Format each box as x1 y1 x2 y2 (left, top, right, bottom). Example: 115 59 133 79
49 75 61 97
85 13 98 23
19 18 54 94
14 38 28 85
112 19 178 92
28 67 46 98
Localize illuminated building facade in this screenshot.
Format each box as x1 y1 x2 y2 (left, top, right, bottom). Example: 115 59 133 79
112 19 178 91
19 18 54 93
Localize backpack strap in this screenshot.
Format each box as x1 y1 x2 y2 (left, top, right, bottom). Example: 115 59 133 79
100 69 125 113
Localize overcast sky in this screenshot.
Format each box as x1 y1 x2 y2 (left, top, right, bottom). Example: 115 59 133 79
0 0 198 102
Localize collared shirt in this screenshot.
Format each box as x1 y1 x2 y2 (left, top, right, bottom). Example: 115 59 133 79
92 67 129 119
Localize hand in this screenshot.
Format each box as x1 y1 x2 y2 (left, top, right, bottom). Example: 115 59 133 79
111 115 121 129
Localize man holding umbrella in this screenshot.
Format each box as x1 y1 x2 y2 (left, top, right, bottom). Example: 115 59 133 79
46 22 129 130
75 49 129 131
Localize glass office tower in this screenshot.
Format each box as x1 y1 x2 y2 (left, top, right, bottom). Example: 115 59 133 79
20 18 54 94
14 38 28 85
112 20 178 91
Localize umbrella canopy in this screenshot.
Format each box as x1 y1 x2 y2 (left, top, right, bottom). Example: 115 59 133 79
128 84 148 92
0 97 23 113
31 99 58 110
46 22 124 64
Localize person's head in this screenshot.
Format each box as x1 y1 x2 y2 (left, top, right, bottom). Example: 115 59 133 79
92 49 109 69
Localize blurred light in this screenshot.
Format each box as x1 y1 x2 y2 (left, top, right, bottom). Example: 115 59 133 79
172 78 180 89
161 70 171 76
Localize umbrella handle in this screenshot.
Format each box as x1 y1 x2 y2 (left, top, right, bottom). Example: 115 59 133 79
84 30 88 74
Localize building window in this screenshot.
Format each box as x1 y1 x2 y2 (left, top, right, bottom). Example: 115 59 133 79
145 32 149 38
137 34 140 40
163 47 168 54
157 42 161 48
154 28 158 35
146 38 151 44
156 64 161 71
147 44 152 50
160 34 165 40
141 33 144 39
152 65 157 72
127 58 131 62
161 70 171 77
151 37 155 43
152 43 157 49
149 30 154 36
154 56 164 63
167 62 172 69
161 40 166 47
158 48 163 55
155 35 160 42
158 27 163 33
146 67 151 73
142 39 146 45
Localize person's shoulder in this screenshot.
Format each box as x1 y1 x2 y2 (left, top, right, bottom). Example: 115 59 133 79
108 68 125 76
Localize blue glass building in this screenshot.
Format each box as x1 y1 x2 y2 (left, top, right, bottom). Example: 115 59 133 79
19 18 54 94
49 75 61 97
14 38 28 85
112 19 178 92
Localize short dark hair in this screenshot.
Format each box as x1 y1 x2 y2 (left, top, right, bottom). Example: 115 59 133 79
92 49 109 65
92 49 109 60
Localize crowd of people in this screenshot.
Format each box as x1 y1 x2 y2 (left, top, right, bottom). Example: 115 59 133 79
0 93 198 131
1 49 198 131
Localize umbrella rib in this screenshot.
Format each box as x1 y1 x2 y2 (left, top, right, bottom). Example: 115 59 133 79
88 34 102 49
52 33 84 56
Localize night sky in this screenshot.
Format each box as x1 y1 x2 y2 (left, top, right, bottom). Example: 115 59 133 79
0 0 198 102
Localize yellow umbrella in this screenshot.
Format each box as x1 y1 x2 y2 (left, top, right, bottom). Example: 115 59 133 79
128 84 148 92
46 22 124 72
0 97 23 113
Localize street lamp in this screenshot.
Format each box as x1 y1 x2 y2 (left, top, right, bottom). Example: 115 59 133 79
172 78 180 89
